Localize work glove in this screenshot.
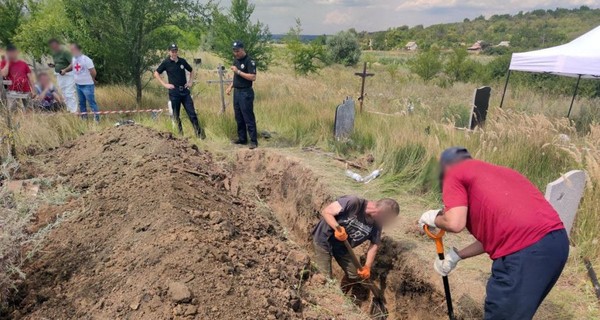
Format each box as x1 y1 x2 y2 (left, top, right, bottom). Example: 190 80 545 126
433 247 462 277
357 266 371 280
419 209 441 230
334 226 348 242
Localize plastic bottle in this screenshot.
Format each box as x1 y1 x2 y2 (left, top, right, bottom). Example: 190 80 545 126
345 170 363 182
363 170 382 184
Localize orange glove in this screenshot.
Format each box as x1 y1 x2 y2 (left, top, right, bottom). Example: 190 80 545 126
334 226 348 241
358 266 371 280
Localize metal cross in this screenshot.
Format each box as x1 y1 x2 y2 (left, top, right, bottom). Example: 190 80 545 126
207 64 233 114
354 62 374 113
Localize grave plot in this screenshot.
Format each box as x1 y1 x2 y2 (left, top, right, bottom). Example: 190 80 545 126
3 125 485 320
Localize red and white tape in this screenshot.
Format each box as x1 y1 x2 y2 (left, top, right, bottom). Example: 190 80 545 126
73 108 165 115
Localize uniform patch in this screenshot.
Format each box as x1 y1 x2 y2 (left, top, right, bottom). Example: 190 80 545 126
180 65 185 69
251 61 256 66
241 64 245 69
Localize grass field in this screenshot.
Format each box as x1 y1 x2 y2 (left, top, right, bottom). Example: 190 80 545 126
2 49 600 317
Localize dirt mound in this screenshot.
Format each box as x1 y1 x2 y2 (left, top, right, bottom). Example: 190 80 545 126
7 126 311 320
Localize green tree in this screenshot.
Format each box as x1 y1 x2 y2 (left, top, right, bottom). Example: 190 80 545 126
14 0 75 60
0 0 27 45
283 19 325 75
62 0 210 105
326 30 361 66
409 48 443 81
444 47 481 83
210 0 272 69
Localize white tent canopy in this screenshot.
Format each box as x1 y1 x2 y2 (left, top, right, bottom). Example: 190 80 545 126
509 25 600 79
500 25 600 117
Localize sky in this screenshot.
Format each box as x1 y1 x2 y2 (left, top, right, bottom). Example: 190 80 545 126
224 0 600 34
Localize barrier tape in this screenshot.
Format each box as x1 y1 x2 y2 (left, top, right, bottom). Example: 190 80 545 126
73 108 166 115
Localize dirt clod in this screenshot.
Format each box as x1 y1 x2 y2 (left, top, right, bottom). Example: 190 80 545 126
168 281 192 304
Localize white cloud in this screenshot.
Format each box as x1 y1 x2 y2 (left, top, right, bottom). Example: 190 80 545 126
323 9 354 25
222 0 600 34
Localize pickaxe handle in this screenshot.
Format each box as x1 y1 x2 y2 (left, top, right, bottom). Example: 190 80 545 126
424 226 456 320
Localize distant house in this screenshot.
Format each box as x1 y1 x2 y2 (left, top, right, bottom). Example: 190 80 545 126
496 41 510 47
467 40 484 52
405 41 418 51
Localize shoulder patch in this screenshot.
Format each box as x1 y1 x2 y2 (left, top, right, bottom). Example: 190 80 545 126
251 60 256 66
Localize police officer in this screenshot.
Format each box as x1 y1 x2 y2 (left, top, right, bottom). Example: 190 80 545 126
154 43 205 139
226 40 257 149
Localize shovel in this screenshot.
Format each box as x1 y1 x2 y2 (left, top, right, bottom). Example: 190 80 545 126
424 225 456 320
335 226 388 319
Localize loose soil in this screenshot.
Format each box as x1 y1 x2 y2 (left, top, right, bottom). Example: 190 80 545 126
5 125 313 320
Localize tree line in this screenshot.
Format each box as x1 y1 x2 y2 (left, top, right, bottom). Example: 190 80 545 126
358 6 600 52
0 0 272 104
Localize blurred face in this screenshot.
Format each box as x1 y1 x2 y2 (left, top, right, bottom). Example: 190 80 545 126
39 74 51 87
49 41 60 52
372 206 398 227
233 48 245 59
6 49 18 61
169 49 178 60
70 44 81 56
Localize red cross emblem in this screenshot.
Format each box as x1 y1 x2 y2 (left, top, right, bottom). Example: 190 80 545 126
74 63 82 72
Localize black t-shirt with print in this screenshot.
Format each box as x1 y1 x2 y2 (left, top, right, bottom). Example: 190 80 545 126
312 195 382 255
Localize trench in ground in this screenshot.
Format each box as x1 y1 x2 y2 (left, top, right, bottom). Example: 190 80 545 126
230 149 484 320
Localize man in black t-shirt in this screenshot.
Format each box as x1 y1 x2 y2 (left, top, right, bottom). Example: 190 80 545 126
225 40 258 149
312 196 399 293
154 43 205 139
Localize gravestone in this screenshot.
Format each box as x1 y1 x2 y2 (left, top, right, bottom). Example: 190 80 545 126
468 86 491 130
545 170 587 237
334 97 355 140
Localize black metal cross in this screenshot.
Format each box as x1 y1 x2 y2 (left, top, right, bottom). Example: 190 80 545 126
354 62 374 113
207 64 233 114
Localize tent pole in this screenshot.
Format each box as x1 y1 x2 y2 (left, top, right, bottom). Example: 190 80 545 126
499 70 511 108
567 75 582 118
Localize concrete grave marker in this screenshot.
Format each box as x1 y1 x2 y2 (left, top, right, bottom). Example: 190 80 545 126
545 170 587 236
334 97 355 140
468 86 491 130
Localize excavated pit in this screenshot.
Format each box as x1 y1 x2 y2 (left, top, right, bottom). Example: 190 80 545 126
2 126 480 319
231 150 466 319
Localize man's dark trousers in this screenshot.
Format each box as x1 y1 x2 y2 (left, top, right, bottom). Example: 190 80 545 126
484 229 569 319
233 88 257 144
169 88 202 136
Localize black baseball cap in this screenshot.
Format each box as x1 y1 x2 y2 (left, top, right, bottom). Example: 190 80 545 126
169 43 178 51
6 44 17 52
232 40 244 49
440 147 472 167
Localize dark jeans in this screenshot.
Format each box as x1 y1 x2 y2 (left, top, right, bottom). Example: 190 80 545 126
485 229 569 320
233 88 257 144
169 88 202 136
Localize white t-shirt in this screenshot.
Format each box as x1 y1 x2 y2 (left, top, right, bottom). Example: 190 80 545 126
72 54 95 85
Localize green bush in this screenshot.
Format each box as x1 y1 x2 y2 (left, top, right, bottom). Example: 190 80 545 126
284 19 325 75
326 31 361 66
408 48 443 81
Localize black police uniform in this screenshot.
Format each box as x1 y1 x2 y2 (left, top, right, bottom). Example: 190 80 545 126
156 57 203 136
232 54 257 145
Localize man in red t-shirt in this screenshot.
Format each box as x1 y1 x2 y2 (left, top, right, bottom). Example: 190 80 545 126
419 147 568 320
1 44 33 94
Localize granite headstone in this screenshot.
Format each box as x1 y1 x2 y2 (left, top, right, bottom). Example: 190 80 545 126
545 170 587 237
334 97 355 140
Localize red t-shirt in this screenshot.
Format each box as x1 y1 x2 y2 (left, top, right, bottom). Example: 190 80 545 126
0 60 32 93
443 159 564 259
